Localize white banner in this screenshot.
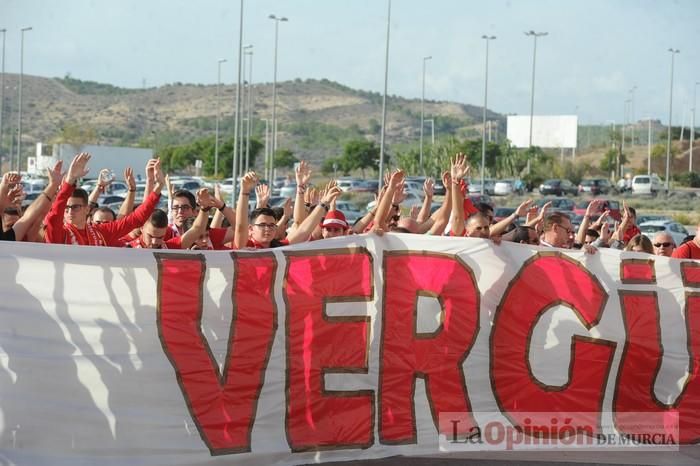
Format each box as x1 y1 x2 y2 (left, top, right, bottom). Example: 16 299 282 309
0 236 698 465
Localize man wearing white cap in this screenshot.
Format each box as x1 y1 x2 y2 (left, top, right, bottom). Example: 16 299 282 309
321 210 349 239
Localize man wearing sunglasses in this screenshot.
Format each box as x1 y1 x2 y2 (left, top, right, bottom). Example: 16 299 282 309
672 224 700 259
652 232 675 257
44 153 163 246
540 213 574 249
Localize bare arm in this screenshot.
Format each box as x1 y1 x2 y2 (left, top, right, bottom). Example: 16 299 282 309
416 178 434 224
372 171 404 233
490 199 533 237
12 161 63 241
449 153 470 236
117 167 137 219
233 172 258 249
287 184 342 244
292 160 311 227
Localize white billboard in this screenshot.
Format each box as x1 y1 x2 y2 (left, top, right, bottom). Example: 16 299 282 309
507 115 578 148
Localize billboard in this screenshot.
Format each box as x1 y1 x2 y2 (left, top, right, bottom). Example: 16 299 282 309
507 115 578 148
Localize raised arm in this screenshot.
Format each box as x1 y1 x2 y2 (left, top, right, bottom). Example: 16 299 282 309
12 161 63 241
490 199 533 237
0 172 22 214
233 172 258 249
117 167 137 219
575 199 602 246
287 183 342 244
425 171 452 235
449 153 470 236
416 177 434 224
275 197 293 240
293 160 312 227
179 188 216 249
45 152 91 243
88 169 114 208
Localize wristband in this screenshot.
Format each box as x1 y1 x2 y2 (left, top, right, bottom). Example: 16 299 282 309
218 202 226 212
320 203 330 213
129 189 136 192
240 192 250 196
42 192 53 202
392 203 400 210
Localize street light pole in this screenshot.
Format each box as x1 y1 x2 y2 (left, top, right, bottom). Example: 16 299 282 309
378 0 391 188
17 26 32 172
425 118 435 145
261 118 269 176
0 29 6 170
524 30 547 173
269 14 288 184
665 48 679 192
419 55 431 174
245 47 253 172
647 117 652 176
629 86 637 145
239 44 252 177
691 81 699 173
481 35 495 195
215 58 227 178
231 0 244 203
622 99 630 178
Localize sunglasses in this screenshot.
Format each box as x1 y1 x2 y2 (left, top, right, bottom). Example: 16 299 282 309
653 242 673 248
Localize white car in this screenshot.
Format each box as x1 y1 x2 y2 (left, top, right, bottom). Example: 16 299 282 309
366 192 423 212
493 179 524 196
639 220 689 246
632 174 665 196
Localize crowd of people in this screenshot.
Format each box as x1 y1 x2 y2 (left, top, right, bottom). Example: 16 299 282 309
0 152 698 260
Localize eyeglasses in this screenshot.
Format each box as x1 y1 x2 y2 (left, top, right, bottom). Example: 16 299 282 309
555 224 574 235
171 205 193 212
254 223 277 229
653 242 673 248
65 204 84 211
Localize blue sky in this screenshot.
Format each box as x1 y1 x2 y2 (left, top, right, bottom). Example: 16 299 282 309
2 0 699 125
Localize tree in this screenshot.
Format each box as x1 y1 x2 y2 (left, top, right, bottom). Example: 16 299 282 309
53 122 98 151
342 139 380 177
274 149 298 169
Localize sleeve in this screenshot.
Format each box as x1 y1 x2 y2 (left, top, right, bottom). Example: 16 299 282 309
43 181 74 244
165 236 183 249
462 198 479 217
208 227 228 250
97 192 161 244
671 243 690 259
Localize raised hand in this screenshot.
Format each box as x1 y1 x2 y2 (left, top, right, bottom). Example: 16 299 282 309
282 197 293 218
197 188 217 209
8 184 25 206
66 152 91 184
152 159 166 193
514 199 533 217
240 171 258 194
320 185 342 205
46 160 64 189
585 199 604 218
97 168 115 192
409 205 420 220
255 183 271 208
423 177 434 197
124 167 136 191
388 169 405 189
441 170 451 187
214 183 223 202
295 160 311 186
1 172 21 187
450 153 470 180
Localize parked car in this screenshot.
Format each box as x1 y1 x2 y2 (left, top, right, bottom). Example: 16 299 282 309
493 207 516 222
334 201 364 225
468 179 495 195
539 179 578 196
337 178 366 192
632 174 665 196
535 197 575 213
493 179 525 196
578 178 613 195
572 199 622 221
433 178 446 196
366 191 422 211
636 214 672 225
639 220 689 246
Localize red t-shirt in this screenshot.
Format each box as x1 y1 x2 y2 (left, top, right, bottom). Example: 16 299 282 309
672 240 700 259
245 238 289 249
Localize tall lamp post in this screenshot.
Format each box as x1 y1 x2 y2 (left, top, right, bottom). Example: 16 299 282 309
424 118 435 145
524 30 547 173
261 118 269 176
268 14 287 184
17 26 31 172
665 48 680 192
245 46 253 172
481 35 495 194
377 0 391 188
629 85 637 145
0 28 6 170
239 44 252 177
231 0 244 203
622 99 630 178
690 81 699 173
214 58 227 178
419 55 431 174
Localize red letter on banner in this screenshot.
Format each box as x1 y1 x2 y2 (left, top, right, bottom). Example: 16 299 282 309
491 253 615 435
284 248 374 451
155 253 277 455
615 262 700 444
379 253 479 444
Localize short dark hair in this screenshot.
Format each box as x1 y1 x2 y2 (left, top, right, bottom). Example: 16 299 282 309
70 188 89 204
249 207 276 222
148 209 169 229
585 228 600 239
271 207 284 221
173 190 196 209
544 212 571 231
511 225 536 243
475 202 494 216
93 207 116 221
628 207 637 218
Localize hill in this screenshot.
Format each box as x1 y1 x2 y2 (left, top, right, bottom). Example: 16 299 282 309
0 73 504 164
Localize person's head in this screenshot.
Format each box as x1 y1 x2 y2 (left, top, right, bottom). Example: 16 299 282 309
625 234 653 254
543 212 574 248
140 209 169 249
92 207 116 225
171 190 197 229
249 207 278 246
2 207 20 231
393 217 419 234
510 225 539 245
652 232 675 257
475 202 495 224
183 216 211 250
627 207 637 225
321 210 349 239
584 228 600 245
64 188 90 228
465 212 491 238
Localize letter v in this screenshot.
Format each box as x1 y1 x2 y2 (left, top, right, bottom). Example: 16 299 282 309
155 253 277 455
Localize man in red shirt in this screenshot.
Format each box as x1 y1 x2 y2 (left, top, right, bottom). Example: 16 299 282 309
672 224 700 259
44 153 163 246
